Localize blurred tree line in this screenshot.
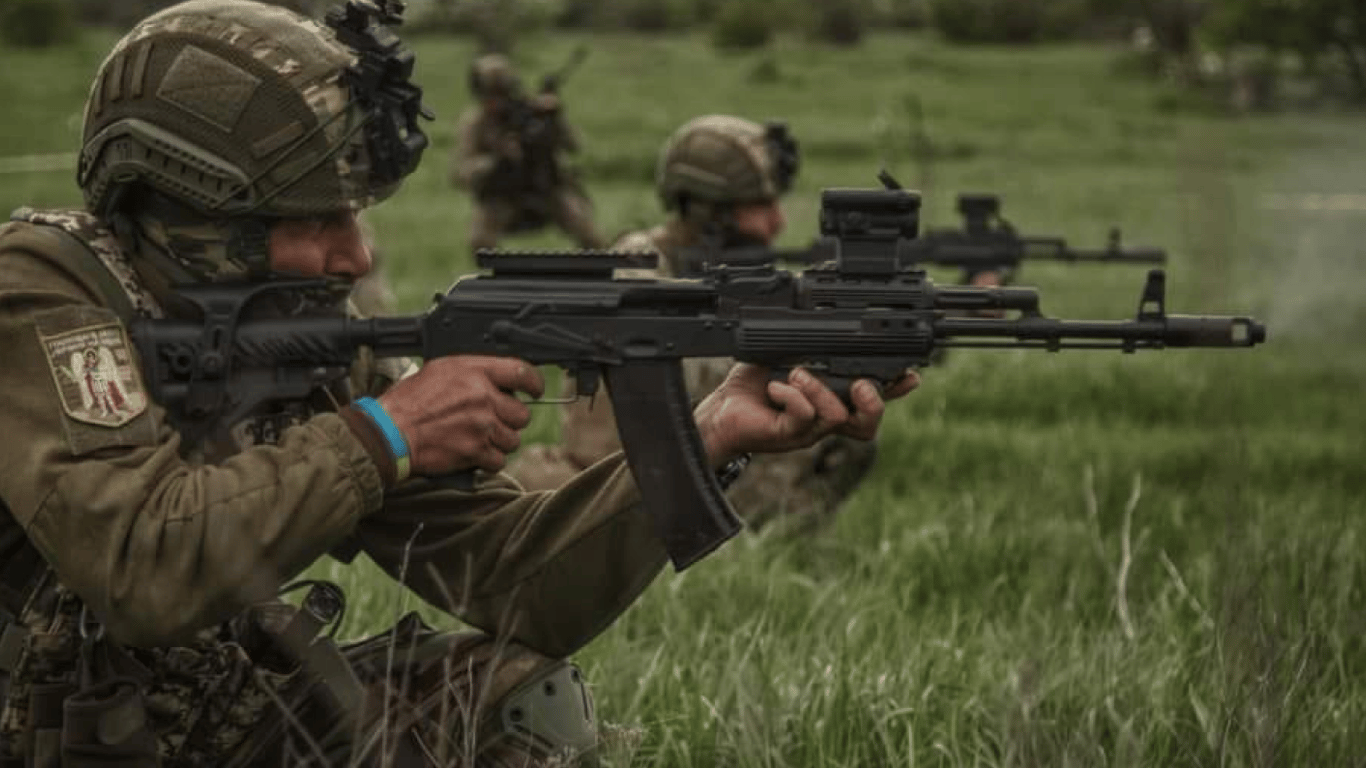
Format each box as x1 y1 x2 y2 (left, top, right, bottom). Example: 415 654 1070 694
4 0 1363 105
0 0 322 46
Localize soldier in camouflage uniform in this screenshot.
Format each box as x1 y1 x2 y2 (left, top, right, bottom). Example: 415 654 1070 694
448 54 605 253
506 115 884 533
0 5 912 767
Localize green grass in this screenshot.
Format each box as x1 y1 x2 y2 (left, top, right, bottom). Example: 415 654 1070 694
4 28 1365 766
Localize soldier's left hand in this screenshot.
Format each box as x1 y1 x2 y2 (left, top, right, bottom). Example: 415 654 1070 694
693 364 919 467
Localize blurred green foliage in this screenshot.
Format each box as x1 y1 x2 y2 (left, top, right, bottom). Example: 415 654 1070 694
871 0 931 28
804 0 869 46
596 0 698 31
64 0 321 28
927 0 1098 44
1204 0 1366 102
0 0 77 48
710 0 777 51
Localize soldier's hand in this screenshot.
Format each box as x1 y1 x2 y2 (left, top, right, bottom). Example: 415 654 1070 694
692 364 919 467
378 356 544 475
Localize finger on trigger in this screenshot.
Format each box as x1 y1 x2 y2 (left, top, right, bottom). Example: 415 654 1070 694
488 358 544 398
517 363 545 399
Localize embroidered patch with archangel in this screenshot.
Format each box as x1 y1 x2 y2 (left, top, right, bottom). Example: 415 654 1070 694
41 323 149 427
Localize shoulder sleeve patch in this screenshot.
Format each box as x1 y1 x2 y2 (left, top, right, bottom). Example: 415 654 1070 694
35 307 149 429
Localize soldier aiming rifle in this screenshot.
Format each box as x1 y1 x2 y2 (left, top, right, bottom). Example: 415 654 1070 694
449 48 604 253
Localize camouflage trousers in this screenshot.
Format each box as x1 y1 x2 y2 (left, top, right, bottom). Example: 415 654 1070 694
470 189 604 253
0 587 594 768
509 435 878 534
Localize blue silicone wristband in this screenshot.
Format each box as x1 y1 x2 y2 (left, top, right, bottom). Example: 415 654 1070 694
353 397 409 461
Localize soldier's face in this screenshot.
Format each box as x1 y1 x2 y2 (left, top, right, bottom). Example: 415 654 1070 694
267 211 372 279
731 200 785 245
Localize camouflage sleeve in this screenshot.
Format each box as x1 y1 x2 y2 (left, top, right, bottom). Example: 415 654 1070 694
353 457 668 658
0 246 384 648
449 109 499 190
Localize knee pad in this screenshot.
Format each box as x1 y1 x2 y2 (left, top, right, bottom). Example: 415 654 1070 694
490 660 597 764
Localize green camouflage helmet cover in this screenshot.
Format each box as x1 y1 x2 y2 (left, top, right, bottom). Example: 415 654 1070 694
78 0 427 221
656 114 800 211
468 53 521 98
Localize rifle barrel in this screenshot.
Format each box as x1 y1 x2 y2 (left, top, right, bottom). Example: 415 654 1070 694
1022 237 1167 264
932 315 1264 348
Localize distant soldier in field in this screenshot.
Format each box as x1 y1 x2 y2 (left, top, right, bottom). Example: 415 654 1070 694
506 115 882 533
448 53 604 253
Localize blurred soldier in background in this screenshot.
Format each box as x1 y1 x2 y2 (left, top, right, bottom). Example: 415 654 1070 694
448 53 604 253
507 115 882 533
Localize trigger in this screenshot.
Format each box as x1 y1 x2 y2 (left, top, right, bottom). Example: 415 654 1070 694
573 367 601 398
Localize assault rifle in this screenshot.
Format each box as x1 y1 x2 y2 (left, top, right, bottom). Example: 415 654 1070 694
129 183 1265 572
681 172 1166 277
920 190 1167 274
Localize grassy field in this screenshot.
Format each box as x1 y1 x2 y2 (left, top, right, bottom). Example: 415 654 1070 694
4 26 1365 767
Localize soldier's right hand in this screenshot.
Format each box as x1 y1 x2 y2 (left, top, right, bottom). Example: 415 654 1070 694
378 356 544 475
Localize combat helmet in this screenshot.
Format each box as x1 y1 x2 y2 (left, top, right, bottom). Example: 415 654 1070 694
468 53 521 99
77 0 430 276
656 115 800 213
